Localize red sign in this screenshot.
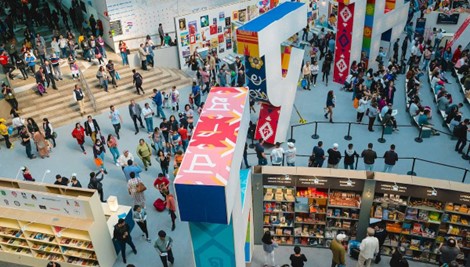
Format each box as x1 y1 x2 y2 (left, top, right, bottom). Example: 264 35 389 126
254 103 280 145
333 2 355 84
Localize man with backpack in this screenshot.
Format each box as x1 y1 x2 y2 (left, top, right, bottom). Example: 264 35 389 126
454 119 470 154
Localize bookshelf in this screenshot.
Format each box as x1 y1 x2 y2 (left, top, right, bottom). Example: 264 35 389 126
0 178 116 267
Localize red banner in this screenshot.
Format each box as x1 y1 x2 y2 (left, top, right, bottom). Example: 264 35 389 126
333 2 355 84
254 102 280 145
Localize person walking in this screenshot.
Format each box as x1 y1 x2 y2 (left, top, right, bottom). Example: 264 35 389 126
327 143 341 169
290 246 307 267
191 81 201 108
170 86 180 112
330 234 347 267
123 160 143 181
72 123 86 154
109 105 123 139
361 143 377 171
88 170 105 202
157 150 170 176
93 139 107 174
113 218 137 264
383 144 398 173
0 118 13 149
138 43 148 70
454 119 469 154
133 205 151 242
128 172 146 208
106 60 118 88
42 61 57 90
22 166 35 181
84 115 100 144
142 103 154 133
42 118 56 148
129 100 145 135
154 173 170 199
255 138 267 166
285 142 296 166
118 150 135 171
166 193 177 231
73 84 86 116
344 143 359 170
137 139 152 171
312 141 326 167
270 142 284 166
261 231 278 267
357 228 379 267
132 69 145 95
154 230 174 267
96 66 109 92
152 89 166 119
107 134 120 166
322 51 333 86
324 90 335 123
367 102 379 132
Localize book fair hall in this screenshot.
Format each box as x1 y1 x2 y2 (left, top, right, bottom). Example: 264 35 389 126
0 0 469 266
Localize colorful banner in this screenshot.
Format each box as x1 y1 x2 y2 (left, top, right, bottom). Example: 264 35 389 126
254 102 280 144
236 30 260 56
245 56 268 102
446 16 470 50
333 2 355 83
281 45 292 77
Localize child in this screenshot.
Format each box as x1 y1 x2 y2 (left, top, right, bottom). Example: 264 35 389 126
22 167 35 181
162 92 170 109
69 57 79 80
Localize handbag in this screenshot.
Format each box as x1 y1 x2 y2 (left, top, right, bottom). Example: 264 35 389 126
136 182 147 193
94 157 103 167
126 49 130 55
95 53 102 59
115 71 121 80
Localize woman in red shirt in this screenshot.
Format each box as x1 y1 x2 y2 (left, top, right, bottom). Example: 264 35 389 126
153 173 170 199
118 40 129 66
71 123 86 154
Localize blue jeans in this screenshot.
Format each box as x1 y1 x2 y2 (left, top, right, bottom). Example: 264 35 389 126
60 47 67 58
102 79 109 92
422 59 430 70
120 52 128 65
145 117 154 133
383 164 394 173
287 162 295 166
109 147 120 163
156 105 166 119
344 163 355 169
173 144 181 154
182 139 188 152
364 163 374 171
83 49 91 61
98 152 106 171
99 46 106 58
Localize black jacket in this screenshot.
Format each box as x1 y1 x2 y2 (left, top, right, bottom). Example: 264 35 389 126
84 119 100 135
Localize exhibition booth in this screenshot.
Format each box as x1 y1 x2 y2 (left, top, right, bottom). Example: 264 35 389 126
0 178 131 267
252 166 470 265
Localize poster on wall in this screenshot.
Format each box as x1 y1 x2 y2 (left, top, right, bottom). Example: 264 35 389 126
179 18 187 31
218 34 224 43
189 20 198 34
239 9 247 22
226 38 232 49
219 43 225 53
201 15 210 27
181 32 189 46
225 17 231 26
210 24 218 34
219 12 225 21
233 10 239 20
211 38 219 49
0 188 87 218
248 5 259 20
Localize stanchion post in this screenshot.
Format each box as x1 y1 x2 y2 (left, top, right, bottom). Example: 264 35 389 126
355 156 359 170
415 126 423 143
344 122 352 141
462 169 469 183
407 157 417 176
311 122 319 139
377 125 386 143
249 135 255 149
462 145 470 160
287 125 295 143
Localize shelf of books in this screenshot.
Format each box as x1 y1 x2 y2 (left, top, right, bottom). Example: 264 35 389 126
0 178 116 267
262 175 364 248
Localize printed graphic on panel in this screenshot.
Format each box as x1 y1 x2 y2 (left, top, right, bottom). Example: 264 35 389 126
246 56 268 102
333 2 354 83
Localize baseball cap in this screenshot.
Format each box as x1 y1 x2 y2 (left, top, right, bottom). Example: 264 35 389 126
333 143 339 148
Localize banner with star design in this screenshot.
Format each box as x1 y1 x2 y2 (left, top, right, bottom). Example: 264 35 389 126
333 2 354 84
254 102 280 144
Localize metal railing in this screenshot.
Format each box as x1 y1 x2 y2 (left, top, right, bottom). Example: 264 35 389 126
78 67 97 112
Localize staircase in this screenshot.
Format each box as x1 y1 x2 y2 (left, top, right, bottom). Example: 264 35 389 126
10 62 192 128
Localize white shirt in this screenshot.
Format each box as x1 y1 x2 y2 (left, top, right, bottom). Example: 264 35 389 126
285 147 296 164
270 147 284 165
142 106 154 118
310 64 319 75
12 117 25 128
171 89 180 103
118 152 135 167
359 236 379 259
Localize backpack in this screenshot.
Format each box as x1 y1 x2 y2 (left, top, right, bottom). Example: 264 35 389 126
453 123 464 137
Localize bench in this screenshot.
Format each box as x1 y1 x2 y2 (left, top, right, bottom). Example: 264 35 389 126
412 116 432 138
455 68 470 103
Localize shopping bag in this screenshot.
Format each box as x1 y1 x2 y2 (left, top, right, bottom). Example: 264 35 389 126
7 126 14 135
153 198 166 212
301 78 307 88
94 157 103 167
115 71 121 80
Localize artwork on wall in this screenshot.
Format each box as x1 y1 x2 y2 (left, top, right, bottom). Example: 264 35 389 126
239 9 247 22
218 26 223 33
211 38 219 49
181 32 189 46
232 10 239 21
189 20 197 34
190 34 196 44
201 15 210 27
218 34 224 43
226 38 232 49
219 11 225 21
225 17 231 26
210 24 218 34
179 18 187 31
248 5 259 20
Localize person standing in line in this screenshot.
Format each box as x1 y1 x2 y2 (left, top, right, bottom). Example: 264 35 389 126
133 205 151 242
132 69 145 95
270 142 284 166
367 102 379 132
312 141 326 167
344 143 359 170
138 43 148 70
93 139 108 174
73 84 86 116
142 103 155 134
255 138 267 166
136 139 152 171
128 172 146 208
302 61 311 90
361 143 377 171
166 193 177 231
84 115 100 144
106 60 118 88
454 119 469 154
310 60 319 87
0 118 13 149
154 230 174 267
107 134 120 167
383 144 398 173
330 234 347 267
327 143 341 169
324 90 335 123
128 100 145 135
152 89 166 120
109 105 123 139
357 228 379 267
356 94 369 123
261 231 277 267
290 246 307 267
285 142 296 166
178 124 188 152
113 218 137 264
158 24 165 46
42 118 56 148
88 170 105 202
170 86 180 112
322 51 333 86
71 123 86 154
